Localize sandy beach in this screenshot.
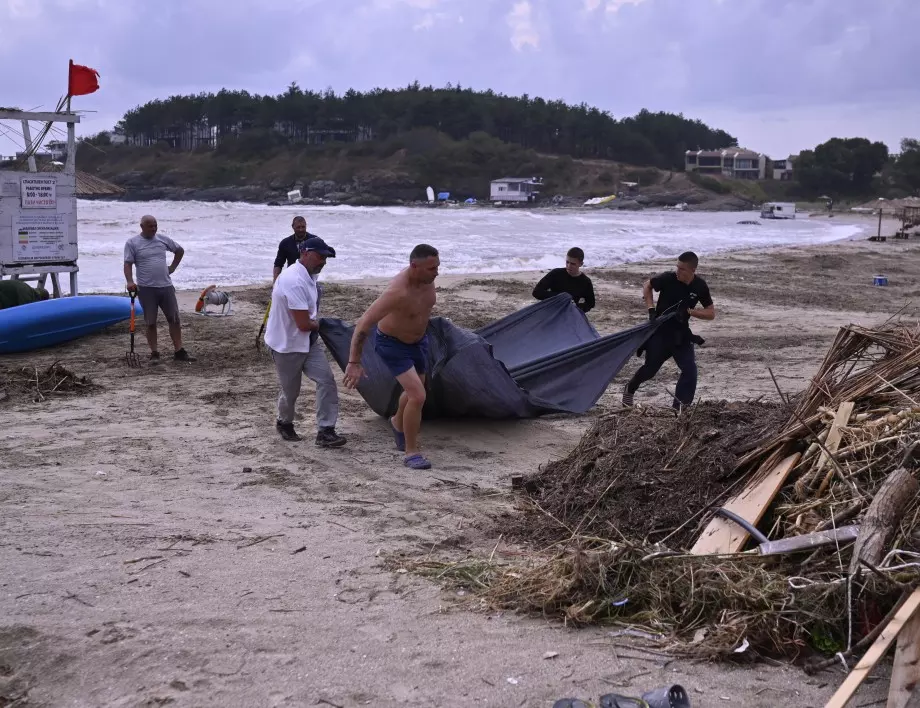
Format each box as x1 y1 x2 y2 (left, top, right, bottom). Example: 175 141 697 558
2 228 918 707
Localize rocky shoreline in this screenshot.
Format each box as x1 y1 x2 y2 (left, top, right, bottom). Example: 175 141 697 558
87 173 756 211
90 185 755 212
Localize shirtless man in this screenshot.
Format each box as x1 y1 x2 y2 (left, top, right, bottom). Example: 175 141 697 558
343 244 439 470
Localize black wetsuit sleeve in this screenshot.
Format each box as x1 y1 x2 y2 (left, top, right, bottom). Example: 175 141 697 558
532 270 558 300
579 277 596 313
649 272 669 292
273 237 289 269
697 280 713 308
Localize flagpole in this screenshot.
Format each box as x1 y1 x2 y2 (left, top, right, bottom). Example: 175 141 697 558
67 59 73 113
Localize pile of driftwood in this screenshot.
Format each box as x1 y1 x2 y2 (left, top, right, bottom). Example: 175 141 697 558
708 323 920 706
0 362 94 403
710 324 920 564
398 323 920 701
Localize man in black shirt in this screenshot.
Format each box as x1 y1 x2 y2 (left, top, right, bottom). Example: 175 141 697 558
273 216 319 282
532 247 595 313
623 251 715 410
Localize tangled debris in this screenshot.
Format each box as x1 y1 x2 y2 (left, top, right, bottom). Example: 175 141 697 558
396 541 908 661
0 363 95 403
397 322 920 663
517 401 792 549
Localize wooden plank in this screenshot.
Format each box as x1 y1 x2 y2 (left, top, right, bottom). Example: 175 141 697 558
690 452 801 555
0 110 80 123
825 588 920 708
757 525 859 556
817 402 855 472
815 402 856 496
887 604 920 707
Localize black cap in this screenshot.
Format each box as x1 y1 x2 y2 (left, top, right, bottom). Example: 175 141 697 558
298 236 336 257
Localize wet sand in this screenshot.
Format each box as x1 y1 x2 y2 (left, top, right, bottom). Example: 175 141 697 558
2 232 918 707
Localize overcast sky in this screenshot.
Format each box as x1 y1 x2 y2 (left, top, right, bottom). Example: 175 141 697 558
1 0 916 159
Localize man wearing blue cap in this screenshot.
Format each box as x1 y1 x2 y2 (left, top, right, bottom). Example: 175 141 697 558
264 236 346 448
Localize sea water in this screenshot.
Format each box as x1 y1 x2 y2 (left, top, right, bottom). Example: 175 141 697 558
75 200 866 292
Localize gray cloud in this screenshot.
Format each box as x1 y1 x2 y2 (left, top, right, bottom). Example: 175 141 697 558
0 0 916 158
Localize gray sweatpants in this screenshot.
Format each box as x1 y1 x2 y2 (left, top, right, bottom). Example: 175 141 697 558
271 345 339 430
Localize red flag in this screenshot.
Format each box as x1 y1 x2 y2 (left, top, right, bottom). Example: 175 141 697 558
68 59 100 97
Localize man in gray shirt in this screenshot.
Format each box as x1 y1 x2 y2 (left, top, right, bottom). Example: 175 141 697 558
123 214 196 362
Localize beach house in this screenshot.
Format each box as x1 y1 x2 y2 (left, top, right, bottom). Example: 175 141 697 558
771 155 798 181
685 149 768 180
490 177 542 203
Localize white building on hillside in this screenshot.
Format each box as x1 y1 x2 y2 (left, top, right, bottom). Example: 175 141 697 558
490 177 542 203
685 148 768 180
771 155 798 181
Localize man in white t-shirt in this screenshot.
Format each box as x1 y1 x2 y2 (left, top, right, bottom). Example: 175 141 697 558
264 236 346 448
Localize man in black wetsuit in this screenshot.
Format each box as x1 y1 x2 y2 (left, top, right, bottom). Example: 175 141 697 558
532 247 595 313
273 216 319 282
622 251 715 410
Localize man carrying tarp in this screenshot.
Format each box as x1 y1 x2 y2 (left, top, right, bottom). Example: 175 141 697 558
265 236 347 448
532 247 596 313
622 251 715 410
0 280 49 310
343 244 440 470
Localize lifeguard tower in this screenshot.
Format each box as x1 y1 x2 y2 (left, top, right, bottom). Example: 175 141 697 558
0 60 121 298
0 108 82 297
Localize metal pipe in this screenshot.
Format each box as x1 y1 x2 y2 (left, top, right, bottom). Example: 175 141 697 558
713 507 770 545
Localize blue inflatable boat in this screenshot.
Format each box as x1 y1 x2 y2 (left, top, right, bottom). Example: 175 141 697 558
0 295 143 354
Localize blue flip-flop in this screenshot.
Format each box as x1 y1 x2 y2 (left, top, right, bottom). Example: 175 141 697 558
390 418 405 452
403 453 431 470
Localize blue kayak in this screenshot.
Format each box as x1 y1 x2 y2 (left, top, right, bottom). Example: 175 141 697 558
0 295 143 354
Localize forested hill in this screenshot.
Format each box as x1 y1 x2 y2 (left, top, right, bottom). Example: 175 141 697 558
114 83 738 169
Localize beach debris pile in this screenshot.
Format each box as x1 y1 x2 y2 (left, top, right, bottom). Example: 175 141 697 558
401 322 920 663
0 362 95 403
514 400 792 548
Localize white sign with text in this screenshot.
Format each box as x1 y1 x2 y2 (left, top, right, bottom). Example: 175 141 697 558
14 213 69 261
20 177 57 209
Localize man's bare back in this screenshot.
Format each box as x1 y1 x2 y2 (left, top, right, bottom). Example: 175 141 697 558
377 269 437 344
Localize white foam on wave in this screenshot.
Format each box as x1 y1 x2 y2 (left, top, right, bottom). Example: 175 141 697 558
73 201 869 292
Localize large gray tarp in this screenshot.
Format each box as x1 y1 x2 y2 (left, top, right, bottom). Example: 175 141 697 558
318 293 670 419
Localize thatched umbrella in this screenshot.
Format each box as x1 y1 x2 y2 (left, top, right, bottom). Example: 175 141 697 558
38 163 125 196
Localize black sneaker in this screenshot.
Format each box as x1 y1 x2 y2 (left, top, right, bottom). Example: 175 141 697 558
149 351 161 365
276 421 301 442
315 427 346 448
174 348 197 362
622 385 635 407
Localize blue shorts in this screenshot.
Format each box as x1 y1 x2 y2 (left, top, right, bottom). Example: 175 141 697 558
374 330 429 377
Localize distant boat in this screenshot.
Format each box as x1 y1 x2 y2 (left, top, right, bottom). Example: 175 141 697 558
426 186 435 203
584 195 617 206
287 189 303 204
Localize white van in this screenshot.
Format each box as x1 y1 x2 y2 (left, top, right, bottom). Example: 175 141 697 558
760 202 796 219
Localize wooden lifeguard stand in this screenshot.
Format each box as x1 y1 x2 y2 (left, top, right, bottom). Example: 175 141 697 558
0 109 81 297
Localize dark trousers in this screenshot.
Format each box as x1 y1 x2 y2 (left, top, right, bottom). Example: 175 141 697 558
627 331 698 408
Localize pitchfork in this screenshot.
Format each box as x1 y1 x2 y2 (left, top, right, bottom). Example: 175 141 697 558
256 300 271 352
125 291 140 368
